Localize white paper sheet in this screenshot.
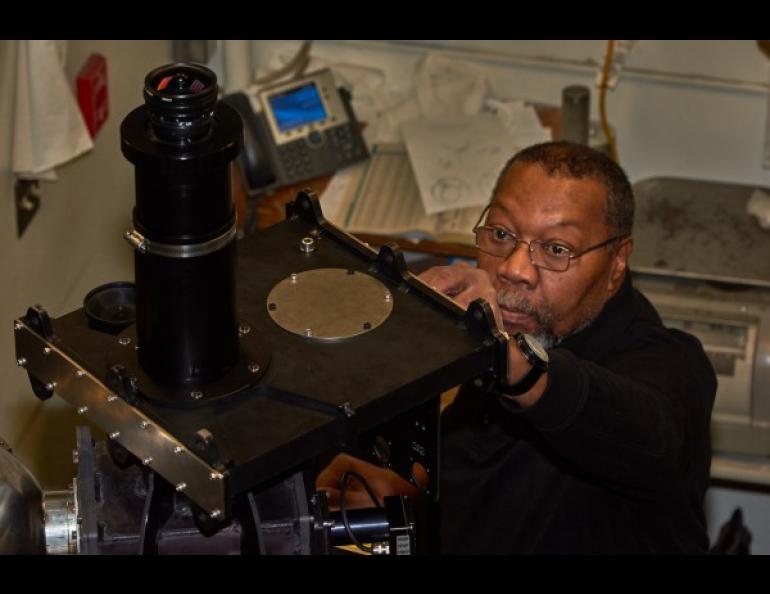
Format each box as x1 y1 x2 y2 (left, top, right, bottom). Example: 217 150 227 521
401 112 550 215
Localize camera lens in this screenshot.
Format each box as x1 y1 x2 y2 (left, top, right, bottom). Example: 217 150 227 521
143 63 219 144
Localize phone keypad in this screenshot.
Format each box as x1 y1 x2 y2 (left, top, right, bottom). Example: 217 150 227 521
277 124 367 183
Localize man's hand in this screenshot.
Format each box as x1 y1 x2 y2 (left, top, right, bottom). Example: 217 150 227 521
419 262 546 406
316 453 420 510
418 262 504 331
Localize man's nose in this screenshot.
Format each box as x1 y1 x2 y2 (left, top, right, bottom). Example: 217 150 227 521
497 241 539 287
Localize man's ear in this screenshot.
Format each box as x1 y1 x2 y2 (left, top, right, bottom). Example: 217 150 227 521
607 237 633 293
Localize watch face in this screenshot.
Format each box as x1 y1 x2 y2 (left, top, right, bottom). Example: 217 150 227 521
523 334 549 362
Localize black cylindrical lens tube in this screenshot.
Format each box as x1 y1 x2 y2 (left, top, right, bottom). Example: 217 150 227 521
120 63 243 387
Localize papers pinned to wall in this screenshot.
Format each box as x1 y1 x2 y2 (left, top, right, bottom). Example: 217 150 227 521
401 105 551 215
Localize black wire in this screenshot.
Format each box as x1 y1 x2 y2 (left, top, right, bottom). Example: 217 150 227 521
339 470 382 554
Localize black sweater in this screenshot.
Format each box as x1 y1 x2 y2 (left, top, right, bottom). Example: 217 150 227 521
440 272 717 554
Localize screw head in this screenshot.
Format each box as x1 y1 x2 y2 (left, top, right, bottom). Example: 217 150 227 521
142 457 153 466
210 471 224 481
300 237 316 253
175 483 187 493
106 394 117 403
190 390 203 400
290 273 298 282
75 369 86 378
304 328 313 337
118 336 131 346
45 381 57 391
140 421 150 430
385 292 392 302
268 302 277 311
77 406 88 415
16 357 27 367
43 347 52 356
109 431 120 440
173 446 184 455
210 509 222 520
14 321 23 331
363 322 371 330
248 363 260 374
238 324 251 336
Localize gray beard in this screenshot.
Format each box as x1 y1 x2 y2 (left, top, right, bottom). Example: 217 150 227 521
496 287 599 349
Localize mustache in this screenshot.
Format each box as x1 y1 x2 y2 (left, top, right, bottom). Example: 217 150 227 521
496 288 541 318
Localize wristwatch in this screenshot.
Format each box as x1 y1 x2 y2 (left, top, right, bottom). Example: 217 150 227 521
497 332 549 396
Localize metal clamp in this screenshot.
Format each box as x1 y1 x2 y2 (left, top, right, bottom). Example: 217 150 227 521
123 223 237 259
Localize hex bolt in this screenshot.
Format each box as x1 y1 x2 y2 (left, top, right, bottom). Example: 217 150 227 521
190 390 203 400
46 381 57 391
43 347 52 356
118 336 131 346
175 483 187 493
109 431 120 440
142 457 153 466
248 363 260 374
77 406 88 415
210 509 222 520
16 357 27 367
238 324 251 336
300 237 316 253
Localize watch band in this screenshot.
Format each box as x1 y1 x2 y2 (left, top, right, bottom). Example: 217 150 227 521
496 333 548 396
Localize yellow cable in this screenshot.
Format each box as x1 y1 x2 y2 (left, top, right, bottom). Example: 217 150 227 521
599 40 619 163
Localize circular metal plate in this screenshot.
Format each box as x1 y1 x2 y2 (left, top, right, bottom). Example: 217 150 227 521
267 268 393 341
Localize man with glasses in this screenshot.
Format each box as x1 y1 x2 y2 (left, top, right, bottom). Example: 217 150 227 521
318 141 716 553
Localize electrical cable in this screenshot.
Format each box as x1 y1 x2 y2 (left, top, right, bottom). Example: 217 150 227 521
599 40 619 163
339 470 382 554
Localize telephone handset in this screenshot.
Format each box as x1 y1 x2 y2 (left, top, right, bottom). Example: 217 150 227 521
222 69 369 195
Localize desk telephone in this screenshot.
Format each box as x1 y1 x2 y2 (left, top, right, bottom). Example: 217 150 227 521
222 69 369 194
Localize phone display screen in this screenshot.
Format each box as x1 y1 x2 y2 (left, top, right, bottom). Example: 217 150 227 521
268 83 327 132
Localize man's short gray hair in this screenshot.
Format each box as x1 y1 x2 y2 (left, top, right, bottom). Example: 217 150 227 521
492 141 634 237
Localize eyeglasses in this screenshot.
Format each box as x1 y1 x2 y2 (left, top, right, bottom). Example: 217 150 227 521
472 209 628 272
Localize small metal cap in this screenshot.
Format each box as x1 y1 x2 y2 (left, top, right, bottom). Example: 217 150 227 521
300 237 316 253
